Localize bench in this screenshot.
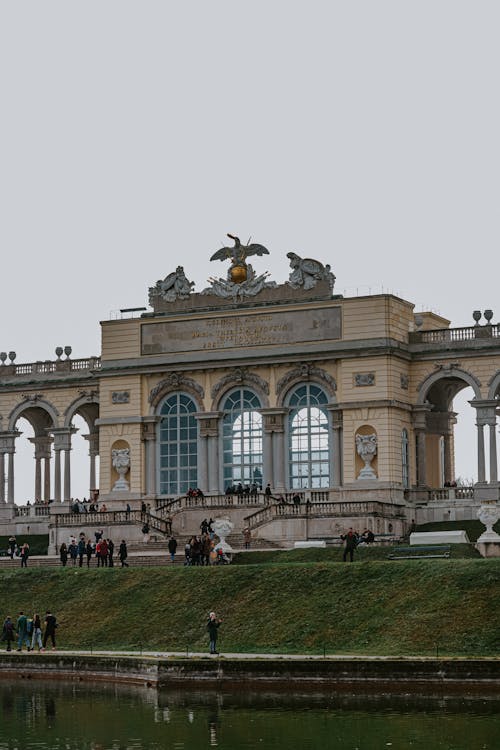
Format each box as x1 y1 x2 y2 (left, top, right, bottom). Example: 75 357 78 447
388 544 451 560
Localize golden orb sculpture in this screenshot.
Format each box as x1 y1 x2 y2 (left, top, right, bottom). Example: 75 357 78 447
229 264 247 284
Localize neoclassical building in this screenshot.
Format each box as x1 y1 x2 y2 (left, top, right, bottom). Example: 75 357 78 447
1 238 499 544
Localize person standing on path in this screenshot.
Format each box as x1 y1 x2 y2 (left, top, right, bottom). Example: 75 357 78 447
31 613 44 652
43 610 57 650
207 611 222 655
59 542 68 566
20 543 29 568
1 616 15 651
8 536 16 559
168 536 177 563
77 537 86 567
16 611 30 651
341 528 358 563
86 539 93 567
119 540 129 567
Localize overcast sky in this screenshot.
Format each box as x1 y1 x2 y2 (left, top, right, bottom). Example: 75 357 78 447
1 1 498 500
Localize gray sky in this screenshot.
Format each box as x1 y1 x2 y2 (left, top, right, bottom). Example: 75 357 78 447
1 1 498 500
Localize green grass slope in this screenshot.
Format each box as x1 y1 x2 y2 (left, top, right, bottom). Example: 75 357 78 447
0 558 498 657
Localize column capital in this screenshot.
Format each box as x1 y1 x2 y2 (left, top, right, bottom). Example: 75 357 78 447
28 435 53 459
259 408 289 434
50 427 77 451
83 432 100 454
326 404 343 428
469 399 498 425
141 416 160 441
195 412 223 438
412 403 432 431
0 430 22 454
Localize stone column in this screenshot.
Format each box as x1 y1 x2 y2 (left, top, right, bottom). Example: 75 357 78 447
54 448 62 502
0 431 21 505
141 418 159 497
29 436 52 502
0 454 4 503
197 413 222 493
470 400 498 485
50 428 77 502
412 406 431 487
327 405 343 487
84 432 100 496
261 409 288 492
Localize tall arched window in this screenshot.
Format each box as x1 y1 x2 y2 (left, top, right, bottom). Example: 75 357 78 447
222 389 263 489
288 384 329 488
402 428 410 488
158 393 198 495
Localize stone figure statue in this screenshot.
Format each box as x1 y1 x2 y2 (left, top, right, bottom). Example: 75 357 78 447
112 448 130 491
154 266 195 302
355 434 378 480
210 234 270 285
287 252 336 292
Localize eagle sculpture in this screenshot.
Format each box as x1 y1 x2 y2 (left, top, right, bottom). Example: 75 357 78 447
210 234 269 266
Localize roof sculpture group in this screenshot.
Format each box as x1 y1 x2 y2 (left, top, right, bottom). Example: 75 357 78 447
149 233 336 306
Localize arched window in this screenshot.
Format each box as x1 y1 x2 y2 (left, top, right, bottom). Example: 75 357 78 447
222 389 263 489
402 428 409 488
158 394 198 495
288 384 329 488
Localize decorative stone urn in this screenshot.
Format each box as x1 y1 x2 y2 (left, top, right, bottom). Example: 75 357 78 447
356 434 378 480
213 517 234 553
477 502 500 543
111 448 130 491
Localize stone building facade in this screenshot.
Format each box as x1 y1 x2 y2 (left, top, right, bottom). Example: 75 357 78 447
0 243 499 546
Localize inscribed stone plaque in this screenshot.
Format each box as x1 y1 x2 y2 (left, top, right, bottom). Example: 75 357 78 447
141 307 341 355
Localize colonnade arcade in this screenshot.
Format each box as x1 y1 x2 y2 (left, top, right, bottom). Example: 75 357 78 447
415 366 500 488
0 397 99 505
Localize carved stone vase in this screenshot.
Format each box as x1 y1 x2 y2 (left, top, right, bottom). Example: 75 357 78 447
112 448 130 492
477 502 500 543
213 517 234 553
356 434 378 480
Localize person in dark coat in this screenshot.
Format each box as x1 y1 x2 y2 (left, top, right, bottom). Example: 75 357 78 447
86 540 93 567
341 528 358 563
168 536 177 563
1 616 15 651
59 542 68 567
207 611 222 655
119 540 129 567
43 610 57 650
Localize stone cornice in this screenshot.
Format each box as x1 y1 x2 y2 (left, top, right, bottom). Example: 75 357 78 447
148 372 204 409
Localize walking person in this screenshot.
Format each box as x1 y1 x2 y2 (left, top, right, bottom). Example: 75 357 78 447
168 536 177 563
30 613 44 652
242 527 251 549
86 539 93 567
107 538 115 567
42 610 57 650
118 540 129 567
8 536 16 559
16 611 31 651
77 537 86 567
68 541 78 566
20 543 30 568
207 611 222 655
59 542 68 567
1 616 15 651
341 528 358 563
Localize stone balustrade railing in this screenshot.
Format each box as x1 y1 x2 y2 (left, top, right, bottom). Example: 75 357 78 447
0 357 101 377
409 324 500 345
244 499 406 531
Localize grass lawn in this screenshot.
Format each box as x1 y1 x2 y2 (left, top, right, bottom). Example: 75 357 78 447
0 557 498 657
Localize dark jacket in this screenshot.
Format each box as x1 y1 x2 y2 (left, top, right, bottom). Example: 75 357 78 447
168 538 177 554
207 618 221 638
119 542 128 560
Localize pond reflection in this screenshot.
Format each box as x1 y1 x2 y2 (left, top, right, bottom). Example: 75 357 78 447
0 679 498 749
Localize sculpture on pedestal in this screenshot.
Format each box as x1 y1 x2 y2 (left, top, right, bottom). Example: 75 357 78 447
112 448 130 491
149 266 195 304
356 434 378 480
477 502 500 542
213 517 234 555
205 233 276 300
287 252 336 292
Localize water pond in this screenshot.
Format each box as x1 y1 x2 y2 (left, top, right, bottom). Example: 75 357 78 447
0 680 498 749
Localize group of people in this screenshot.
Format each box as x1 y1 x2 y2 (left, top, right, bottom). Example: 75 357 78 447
1 610 58 652
59 531 129 568
186 488 205 498
225 482 260 497
71 500 107 514
340 528 376 562
6 536 30 566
